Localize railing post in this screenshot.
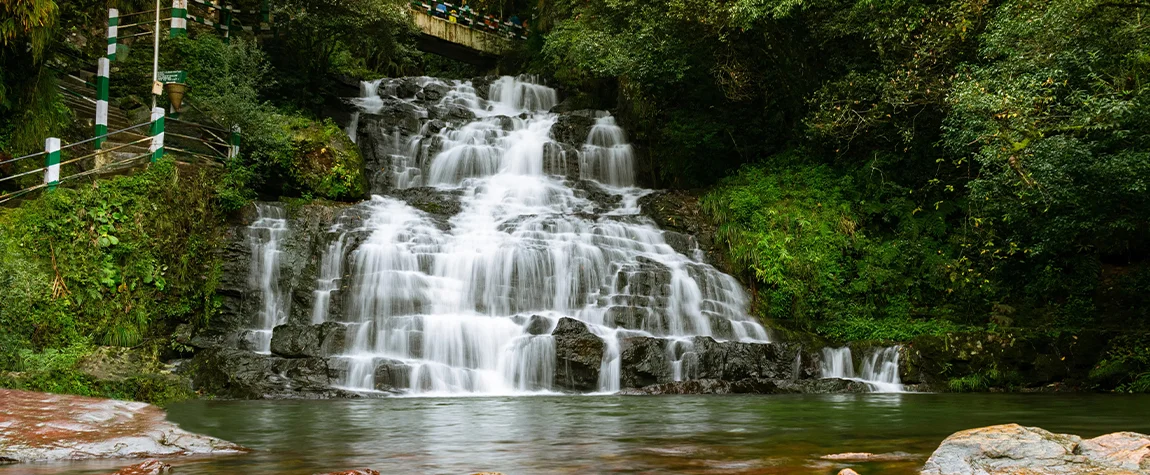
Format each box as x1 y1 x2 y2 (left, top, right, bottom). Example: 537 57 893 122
229 125 241 158
221 4 232 43
95 57 110 151
149 107 166 162
260 0 271 31
107 8 119 61
44 138 61 190
171 0 188 37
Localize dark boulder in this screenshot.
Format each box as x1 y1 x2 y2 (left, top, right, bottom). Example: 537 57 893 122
189 347 355 399
389 187 463 222
270 322 348 358
373 359 413 392
550 112 596 147
469 76 497 100
552 317 605 391
394 78 422 98
620 337 670 388
416 82 450 102
691 337 797 381
524 315 554 335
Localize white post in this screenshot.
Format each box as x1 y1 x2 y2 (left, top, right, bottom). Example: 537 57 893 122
107 8 119 60
44 138 61 188
149 107 166 162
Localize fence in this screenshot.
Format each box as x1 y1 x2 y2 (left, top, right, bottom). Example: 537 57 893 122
410 1 528 40
0 2 257 206
0 110 165 206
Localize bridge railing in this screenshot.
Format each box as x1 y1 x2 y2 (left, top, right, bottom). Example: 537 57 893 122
410 2 528 41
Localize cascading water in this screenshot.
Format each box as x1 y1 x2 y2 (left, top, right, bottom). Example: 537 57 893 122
311 227 348 324
820 346 904 393
247 203 290 353
325 75 771 395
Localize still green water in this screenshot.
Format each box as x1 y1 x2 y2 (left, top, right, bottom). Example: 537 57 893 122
12 393 1150 474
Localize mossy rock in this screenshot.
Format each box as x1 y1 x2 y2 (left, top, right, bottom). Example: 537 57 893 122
289 119 366 201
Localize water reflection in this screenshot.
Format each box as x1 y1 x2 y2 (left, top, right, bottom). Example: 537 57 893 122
9 394 1150 475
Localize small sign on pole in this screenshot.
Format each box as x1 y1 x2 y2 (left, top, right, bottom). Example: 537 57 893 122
157 70 187 83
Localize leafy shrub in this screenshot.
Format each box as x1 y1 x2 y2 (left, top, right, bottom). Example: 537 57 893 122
0 160 221 374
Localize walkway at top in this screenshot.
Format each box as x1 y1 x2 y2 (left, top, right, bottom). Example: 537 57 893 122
408 2 527 66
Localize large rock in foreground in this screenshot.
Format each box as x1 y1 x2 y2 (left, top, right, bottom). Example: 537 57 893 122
0 389 244 463
921 423 1150 474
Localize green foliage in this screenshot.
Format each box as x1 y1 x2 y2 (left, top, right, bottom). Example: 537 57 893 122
539 0 1150 389
948 366 1021 392
1091 335 1150 393
156 35 364 203
286 118 367 200
702 156 982 336
265 0 421 112
0 160 221 402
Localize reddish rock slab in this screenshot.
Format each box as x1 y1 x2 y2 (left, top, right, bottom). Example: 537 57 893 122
313 470 380 475
109 459 171 474
0 389 246 463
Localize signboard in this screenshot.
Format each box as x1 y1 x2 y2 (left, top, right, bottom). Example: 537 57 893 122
151 80 163 95
157 70 186 84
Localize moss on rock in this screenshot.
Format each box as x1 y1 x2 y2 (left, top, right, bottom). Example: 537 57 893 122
288 118 366 201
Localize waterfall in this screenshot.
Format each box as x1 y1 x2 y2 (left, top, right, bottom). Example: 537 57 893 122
247 203 289 354
321 76 771 395
820 346 904 393
580 115 635 187
311 228 347 324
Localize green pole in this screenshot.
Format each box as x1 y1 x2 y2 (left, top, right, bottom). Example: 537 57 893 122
149 107 165 162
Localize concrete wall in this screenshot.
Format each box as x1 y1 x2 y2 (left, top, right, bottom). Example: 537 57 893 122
412 12 512 57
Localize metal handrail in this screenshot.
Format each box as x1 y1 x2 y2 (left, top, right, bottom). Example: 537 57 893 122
62 122 151 151
0 183 48 205
0 151 46 166
168 115 230 134
117 9 157 19
0 166 48 184
165 131 227 149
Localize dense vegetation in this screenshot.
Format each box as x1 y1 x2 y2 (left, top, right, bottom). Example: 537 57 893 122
0 0 414 402
525 0 1150 390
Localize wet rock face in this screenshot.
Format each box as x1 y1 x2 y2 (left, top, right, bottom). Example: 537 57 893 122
0 389 245 463
387 187 463 220
691 337 797 381
638 190 726 269
552 317 605 391
921 424 1150 475
618 377 870 395
188 347 357 399
271 322 347 358
416 82 450 102
550 112 597 148
620 337 670 388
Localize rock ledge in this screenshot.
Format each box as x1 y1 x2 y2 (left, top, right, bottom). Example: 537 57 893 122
0 389 245 463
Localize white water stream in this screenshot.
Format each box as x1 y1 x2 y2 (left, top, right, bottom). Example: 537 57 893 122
820 346 904 393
